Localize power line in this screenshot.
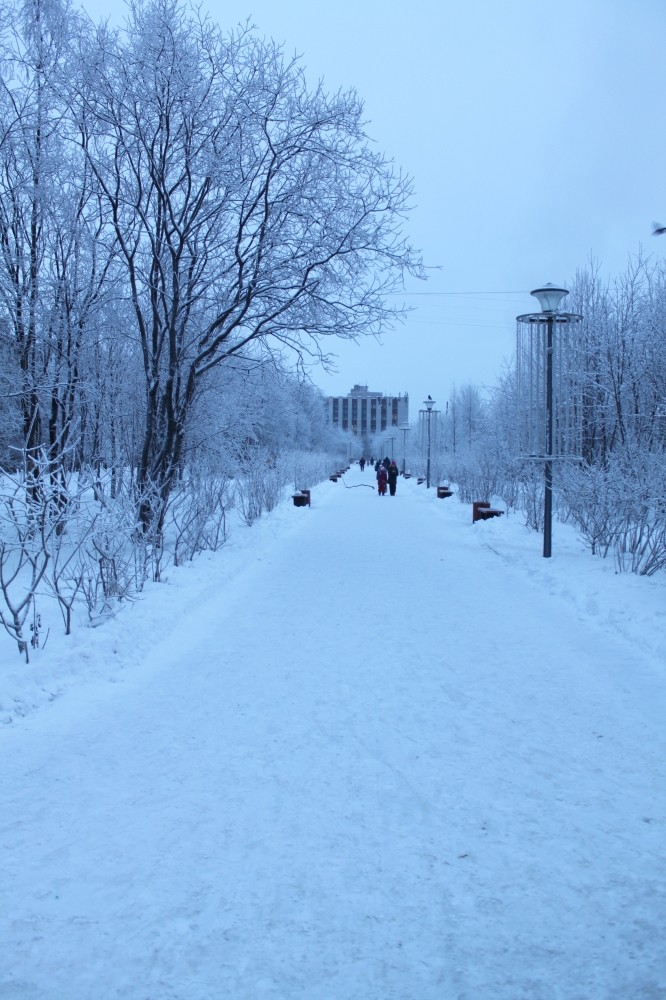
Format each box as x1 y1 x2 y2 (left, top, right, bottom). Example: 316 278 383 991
392 289 530 297
406 318 517 329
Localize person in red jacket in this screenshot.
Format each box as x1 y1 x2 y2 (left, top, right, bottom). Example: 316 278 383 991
376 465 388 496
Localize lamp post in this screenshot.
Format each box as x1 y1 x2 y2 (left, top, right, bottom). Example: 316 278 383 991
423 396 435 488
530 284 569 558
399 423 409 475
387 435 396 460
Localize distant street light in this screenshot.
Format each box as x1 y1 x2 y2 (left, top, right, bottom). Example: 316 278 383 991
423 396 435 488
530 284 569 558
399 423 409 475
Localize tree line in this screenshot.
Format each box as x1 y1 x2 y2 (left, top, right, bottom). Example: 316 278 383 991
0 0 421 658
418 254 666 576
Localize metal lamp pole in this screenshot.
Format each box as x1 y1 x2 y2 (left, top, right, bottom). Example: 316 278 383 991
400 423 409 475
423 397 435 488
530 284 569 558
543 310 555 558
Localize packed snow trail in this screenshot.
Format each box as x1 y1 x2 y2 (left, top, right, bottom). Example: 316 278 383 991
2 470 665 1000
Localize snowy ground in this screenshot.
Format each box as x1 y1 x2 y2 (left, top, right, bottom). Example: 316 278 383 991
2 468 665 1000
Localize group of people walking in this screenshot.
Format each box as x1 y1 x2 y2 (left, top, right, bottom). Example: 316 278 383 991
358 456 399 496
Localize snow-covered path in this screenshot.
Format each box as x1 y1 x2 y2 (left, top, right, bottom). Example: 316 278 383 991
3 470 665 999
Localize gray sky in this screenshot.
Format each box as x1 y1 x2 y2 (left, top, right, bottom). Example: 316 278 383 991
84 0 666 410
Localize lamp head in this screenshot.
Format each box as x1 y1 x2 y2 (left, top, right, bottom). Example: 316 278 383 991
423 396 435 411
530 283 568 314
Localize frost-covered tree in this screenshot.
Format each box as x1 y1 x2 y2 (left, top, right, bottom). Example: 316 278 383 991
566 254 666 463
69 0 422 534
0 0 113 494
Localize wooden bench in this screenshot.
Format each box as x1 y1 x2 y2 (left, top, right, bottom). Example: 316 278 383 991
472 500 504 523
292 491 310 507
437 485 453 499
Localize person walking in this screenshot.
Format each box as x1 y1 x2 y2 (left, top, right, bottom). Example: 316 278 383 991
387 460 399 496
376 464 388 496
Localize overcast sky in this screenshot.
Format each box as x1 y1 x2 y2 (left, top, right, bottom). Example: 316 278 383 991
83 0 666 412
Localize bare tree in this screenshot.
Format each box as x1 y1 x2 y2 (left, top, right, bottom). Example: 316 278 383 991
71 0 422 535
0 0 113 501
567 254 666 463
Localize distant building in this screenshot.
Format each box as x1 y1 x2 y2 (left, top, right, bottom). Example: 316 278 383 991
324 385 409 437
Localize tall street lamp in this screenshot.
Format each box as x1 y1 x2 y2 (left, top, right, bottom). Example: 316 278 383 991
423 396 435 488
530 284 569 558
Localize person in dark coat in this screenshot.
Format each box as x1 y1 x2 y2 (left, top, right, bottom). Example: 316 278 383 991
387 460 399 496
382 456 391 471
376 464 388 496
